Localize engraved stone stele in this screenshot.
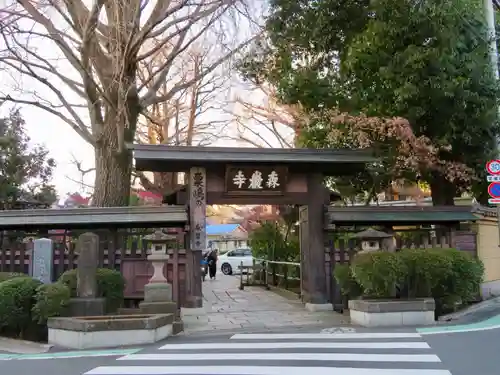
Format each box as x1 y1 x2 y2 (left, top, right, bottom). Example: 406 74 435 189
31 238 54 284
67 232 105 316
76 232 99 298
142 230 174 304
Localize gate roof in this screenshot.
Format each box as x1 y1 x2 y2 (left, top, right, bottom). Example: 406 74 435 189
128 144 376 175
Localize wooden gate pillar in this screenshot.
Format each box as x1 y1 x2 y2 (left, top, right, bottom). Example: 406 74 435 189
185 167 206 310
299 173 331 311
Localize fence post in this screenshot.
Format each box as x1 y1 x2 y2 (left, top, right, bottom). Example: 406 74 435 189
271 263 278 286
264 260 270 290
239 260 244 290
283 264 288 290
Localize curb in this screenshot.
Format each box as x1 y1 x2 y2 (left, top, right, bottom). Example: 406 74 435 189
179 323 357 339
418 313 500 335
0 337 53 354
438 296 500 322
0 348 141 361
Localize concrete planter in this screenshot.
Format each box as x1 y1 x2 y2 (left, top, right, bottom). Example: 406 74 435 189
348 298 435 327
47 314 174 349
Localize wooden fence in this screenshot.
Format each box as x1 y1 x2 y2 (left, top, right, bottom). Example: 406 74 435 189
0 227 189 307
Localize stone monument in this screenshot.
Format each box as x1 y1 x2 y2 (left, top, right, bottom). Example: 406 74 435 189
139 230 177 315
31 238 54 284
68 232 106 316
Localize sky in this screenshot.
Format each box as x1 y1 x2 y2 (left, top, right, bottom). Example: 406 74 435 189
0 1 290 199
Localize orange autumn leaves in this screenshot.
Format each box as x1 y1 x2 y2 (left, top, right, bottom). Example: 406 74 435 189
304 109 472 183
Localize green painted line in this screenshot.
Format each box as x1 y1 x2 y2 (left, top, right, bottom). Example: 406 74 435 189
418 313 500 335
0 348 141 361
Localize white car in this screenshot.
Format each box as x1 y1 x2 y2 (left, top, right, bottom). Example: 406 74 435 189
218 248 254 275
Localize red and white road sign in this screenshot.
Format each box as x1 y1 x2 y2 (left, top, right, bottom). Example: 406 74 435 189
486 160 500 175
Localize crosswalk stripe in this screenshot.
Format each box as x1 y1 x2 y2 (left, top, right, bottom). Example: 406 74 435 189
157 342 431 350
84 365 452 375
230 333 423 340
117 353 441 362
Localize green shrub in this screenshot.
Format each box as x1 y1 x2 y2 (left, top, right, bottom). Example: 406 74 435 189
58 269 77 296
399 248 454 298
341 248 484 317
96 268 125 312
0 277 42 335
432 249 484 308
351 251 406 298
58 268 125 312
32 283 71 324
0 272 26 283
333 264 362 298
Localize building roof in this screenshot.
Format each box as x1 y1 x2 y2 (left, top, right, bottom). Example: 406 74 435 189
326 206 477 226
206 224 243 235
0 206 188 229
128 144 376 175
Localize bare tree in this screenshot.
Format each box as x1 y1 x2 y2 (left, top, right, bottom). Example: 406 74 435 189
65 153 95 195
135 41 233 195
0 0 262 206
227 81 298 148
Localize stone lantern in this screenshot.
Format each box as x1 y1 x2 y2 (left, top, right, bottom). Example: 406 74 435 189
353 228 394 253
143 230 176 301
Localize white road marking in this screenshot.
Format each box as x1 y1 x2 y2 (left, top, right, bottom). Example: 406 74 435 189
118 352 441 362
230 332 423 340
84 365 453 375
158 341 430 350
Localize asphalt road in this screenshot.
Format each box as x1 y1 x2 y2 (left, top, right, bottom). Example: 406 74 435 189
4 326 497 375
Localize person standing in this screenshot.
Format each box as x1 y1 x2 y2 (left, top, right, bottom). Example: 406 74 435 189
207 249 218 280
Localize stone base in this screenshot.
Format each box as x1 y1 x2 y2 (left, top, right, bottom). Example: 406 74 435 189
139 301 177 315
68 297 106 317
349 299 435 327
181 307 206 317
305 303 333 312
144 283 172 302
47 314 174 349
172 320 184 335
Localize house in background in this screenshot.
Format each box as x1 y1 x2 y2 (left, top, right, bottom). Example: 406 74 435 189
206 224 248 253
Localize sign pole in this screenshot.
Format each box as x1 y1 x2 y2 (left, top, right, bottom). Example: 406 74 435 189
486 161 500 245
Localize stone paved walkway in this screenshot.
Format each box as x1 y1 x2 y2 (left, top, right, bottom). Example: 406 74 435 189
181 274 349 335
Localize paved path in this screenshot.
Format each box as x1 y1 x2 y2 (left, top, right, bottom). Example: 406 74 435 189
82 331 452 375
182 274 348 334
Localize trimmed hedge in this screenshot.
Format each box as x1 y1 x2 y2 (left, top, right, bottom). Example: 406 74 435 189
333 264 363 299
58 268 125 312
399 248 453 298
32 283 71 324
0 272 26 283
337 248 484 316
0 277 42 336
351 251 407 298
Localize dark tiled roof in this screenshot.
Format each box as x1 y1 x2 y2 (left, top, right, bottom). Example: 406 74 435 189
128 144 376 175
326 206 477 225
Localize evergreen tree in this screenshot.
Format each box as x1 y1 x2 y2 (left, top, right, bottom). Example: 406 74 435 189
0 109 57 209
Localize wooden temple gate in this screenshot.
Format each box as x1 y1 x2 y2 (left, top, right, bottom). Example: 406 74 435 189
130 144 377 310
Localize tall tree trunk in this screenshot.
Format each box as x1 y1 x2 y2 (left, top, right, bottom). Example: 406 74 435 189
93 128 132 207
429 172 456 206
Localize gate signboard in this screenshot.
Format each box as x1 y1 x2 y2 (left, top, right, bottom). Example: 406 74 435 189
225 165 287 195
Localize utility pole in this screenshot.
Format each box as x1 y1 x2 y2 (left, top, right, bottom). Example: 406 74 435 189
483 0 500 243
